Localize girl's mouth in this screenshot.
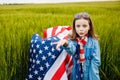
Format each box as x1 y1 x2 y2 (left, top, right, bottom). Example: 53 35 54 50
79 33 84 35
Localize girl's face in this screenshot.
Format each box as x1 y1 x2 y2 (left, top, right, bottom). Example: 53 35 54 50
75 18 90 37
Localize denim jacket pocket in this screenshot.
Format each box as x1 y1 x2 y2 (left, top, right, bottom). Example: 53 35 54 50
85 48 94 60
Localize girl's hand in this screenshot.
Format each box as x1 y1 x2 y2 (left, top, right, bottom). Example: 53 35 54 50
53 39 68 50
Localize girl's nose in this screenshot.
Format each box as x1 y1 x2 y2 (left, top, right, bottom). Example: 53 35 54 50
79 27 84 31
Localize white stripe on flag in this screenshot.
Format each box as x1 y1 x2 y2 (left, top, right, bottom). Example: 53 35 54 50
57 30 69 39
55 26 63 35
43 50 67 80
47 28 53 38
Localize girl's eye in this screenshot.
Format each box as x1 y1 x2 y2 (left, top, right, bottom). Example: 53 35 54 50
83 25 87 28
76 25 80 27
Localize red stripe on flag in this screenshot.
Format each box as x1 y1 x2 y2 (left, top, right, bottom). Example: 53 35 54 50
68 59 73 68
52 26 58 36
43 29 47 38
65 54 71 64
52 54 70 80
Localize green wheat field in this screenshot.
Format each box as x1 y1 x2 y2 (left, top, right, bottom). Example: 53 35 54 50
0 1 120 80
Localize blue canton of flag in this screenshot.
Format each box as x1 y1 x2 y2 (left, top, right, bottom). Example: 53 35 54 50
26 34 63 80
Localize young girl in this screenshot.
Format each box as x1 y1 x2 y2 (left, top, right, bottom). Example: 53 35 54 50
54 12 101 80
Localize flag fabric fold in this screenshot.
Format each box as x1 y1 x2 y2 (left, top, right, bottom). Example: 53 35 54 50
26 26 83 80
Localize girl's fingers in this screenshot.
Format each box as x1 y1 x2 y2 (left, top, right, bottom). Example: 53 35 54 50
52 42 61 50
52 40 66 50
56 44 61 50
56 41 62 50
56 41 63 50
52 42 58 44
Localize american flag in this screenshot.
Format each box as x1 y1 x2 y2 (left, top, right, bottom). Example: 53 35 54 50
26 26 83 80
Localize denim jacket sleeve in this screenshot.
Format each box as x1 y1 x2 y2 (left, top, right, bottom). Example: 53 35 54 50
63 39 77 56
89 39 101 80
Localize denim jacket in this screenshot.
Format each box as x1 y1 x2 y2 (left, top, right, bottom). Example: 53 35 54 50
63 37 101 80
